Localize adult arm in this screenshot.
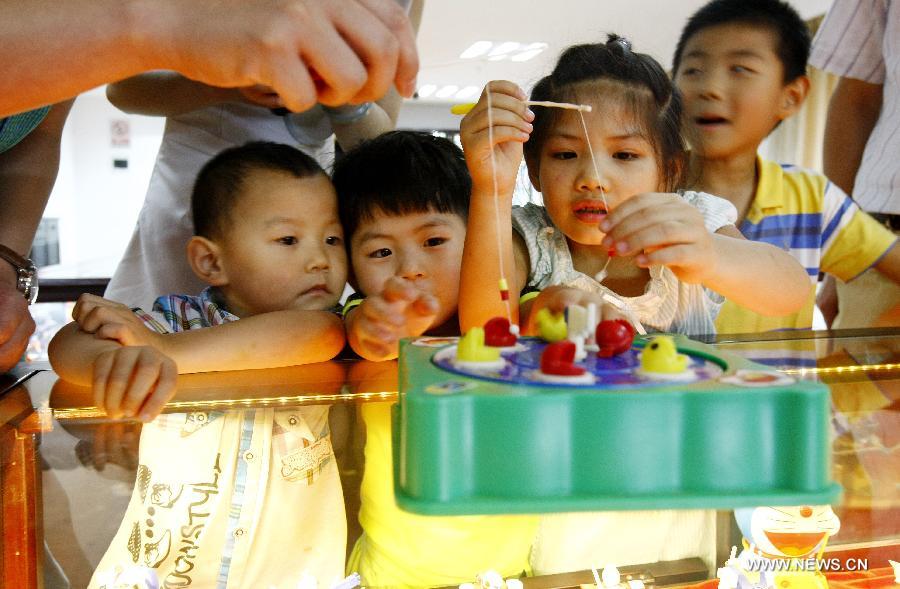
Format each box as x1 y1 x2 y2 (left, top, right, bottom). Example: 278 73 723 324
331 0 424 149
1 0 418 117
107 71 403 150
0 100 73 373
822 77 882 195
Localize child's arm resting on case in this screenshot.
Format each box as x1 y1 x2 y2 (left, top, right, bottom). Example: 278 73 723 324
70 294 346 372
48 323 177 421
601 192 811 316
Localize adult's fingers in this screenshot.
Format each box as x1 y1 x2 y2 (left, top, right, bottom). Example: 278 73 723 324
296 2 371 106
357 0 418 98
264 44 321 113
330 0 401 104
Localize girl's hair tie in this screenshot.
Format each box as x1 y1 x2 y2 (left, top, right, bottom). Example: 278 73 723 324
608 35 632 55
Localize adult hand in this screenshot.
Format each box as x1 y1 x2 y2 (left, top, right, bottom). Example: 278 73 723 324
238 84 287 109
0 278 33 373
158 0 419 112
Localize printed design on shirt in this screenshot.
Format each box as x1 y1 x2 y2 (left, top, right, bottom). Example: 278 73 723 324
119 453 223 587
163 453 222 587
127 522 141 564
151 484 184 508
181 412 214 436
144 529 172 568
137 465 152 503
280 435 333 484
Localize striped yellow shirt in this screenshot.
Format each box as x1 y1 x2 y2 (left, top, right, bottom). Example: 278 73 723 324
717 157 898 334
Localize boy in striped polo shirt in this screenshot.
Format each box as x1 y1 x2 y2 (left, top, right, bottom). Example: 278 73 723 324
672 0 900 333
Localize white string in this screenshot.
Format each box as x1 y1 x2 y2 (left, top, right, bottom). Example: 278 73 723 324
577 109 613 284
577 109 646 335
486 88 514 326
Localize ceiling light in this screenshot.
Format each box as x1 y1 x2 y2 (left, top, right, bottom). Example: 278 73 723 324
416 84 437 98
455 86 480 100
488 55 508 61
511 43 548 62
434 85 460 98
511 50 545 62
520 42 548 52
488 42 520 57
460 41 493 59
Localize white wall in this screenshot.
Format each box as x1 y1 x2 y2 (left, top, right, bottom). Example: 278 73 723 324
41 88 164 278
42 93 459 279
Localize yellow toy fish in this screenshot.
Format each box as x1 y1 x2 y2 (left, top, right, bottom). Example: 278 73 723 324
640 335 688 374
535 308 567 342
457 327 501 363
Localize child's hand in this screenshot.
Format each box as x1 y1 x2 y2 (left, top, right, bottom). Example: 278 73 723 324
73 294 165 349
523 286 624 335
459 80 535 198
92 346 177 422
600 192 716 284
347 277 439 361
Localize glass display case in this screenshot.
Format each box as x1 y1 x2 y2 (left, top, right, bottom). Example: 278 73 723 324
1 329 898 589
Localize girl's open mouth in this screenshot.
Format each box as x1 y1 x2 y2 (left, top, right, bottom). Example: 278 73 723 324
695 115 728 127
572 201 608 223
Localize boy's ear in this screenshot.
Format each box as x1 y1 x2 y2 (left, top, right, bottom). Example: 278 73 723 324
186 236 228 286
778 75 810 119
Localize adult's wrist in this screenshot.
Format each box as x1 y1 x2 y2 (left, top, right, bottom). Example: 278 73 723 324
0 260 16 287
125 0 180 73
322 102 373 125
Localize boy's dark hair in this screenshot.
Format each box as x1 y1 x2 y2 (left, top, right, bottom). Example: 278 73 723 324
333 130 471 240
672 0 811 82
192 141 324 239
524 35 686 191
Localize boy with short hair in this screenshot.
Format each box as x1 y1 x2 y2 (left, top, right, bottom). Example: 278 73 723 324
332 131 538 587
50 141 349 588
335 130 470 360
672 0 900 333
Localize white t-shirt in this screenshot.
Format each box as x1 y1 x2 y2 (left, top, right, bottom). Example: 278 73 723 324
104 102 335 309
810 0 900 214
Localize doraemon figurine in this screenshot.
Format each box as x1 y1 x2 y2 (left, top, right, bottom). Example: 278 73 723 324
717 505 840 589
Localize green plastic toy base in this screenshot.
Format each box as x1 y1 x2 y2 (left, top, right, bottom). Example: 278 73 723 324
394 335 841 515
